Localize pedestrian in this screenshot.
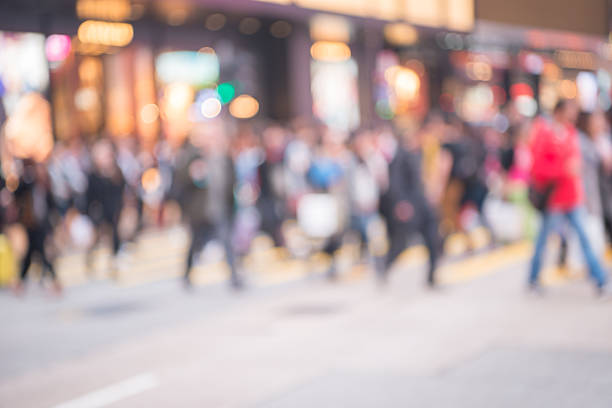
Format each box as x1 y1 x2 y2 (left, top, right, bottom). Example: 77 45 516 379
85 138 125 276
307 125 351 279
13 160 61 295
257 124 288 247
173 122 241 289
347 128 386 261
377 127 441 288
528 100 609 295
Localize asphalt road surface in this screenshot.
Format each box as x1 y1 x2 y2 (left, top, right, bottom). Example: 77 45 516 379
1 229 611 408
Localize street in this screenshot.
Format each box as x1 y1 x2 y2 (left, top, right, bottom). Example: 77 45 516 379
1 230 611 408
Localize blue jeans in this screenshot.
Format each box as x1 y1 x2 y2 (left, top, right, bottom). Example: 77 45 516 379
529 207 607 287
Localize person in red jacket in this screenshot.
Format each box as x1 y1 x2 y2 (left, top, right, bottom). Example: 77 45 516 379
528 100 608 295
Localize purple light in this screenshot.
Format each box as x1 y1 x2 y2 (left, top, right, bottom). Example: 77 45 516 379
45 35 71 62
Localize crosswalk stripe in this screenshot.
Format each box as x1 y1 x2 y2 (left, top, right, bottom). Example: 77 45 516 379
438 241 532 285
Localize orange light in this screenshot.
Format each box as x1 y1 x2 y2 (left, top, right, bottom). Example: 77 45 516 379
310 41 351 62
385 66 421 101
384 23 418 46
560 79 578 99
77 20 133 47
229 95 259 119
141 168 161 193
76 0 132 21
140 104 159 124
394 68 420 100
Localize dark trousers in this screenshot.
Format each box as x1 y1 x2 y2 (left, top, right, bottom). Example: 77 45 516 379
384 208 440 285
20 227 57 281
185 221 239 286
87 221 121 264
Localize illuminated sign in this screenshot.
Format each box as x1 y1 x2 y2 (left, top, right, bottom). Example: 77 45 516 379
76 0 132 21
155 51 220 87
555 50 596 70
77 20 134 47
310 41 351 62
255 0 474 31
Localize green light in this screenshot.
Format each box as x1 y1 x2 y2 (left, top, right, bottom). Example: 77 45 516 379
217 82 235 104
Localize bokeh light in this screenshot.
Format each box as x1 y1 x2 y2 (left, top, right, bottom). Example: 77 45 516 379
239 17 261 35
140 103 160 124
559 79 578 99
77 20 134 47
383 23 418 46
45 34 71 62
229 94 259 119
269 20 292 38
205 13 227 31
310 41 351 62
200 97 222 118
141 167 161 193
217 82 236 104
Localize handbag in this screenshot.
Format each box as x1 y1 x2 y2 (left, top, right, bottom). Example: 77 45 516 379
528 183 555 212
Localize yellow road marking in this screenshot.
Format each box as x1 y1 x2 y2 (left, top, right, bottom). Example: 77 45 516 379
438 241 532 285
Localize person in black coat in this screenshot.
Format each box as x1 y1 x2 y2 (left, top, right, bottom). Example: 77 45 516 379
378 129 441 287
13 160 61 294
86 139 125 273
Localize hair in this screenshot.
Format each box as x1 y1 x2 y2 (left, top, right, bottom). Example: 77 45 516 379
575 111 591 135
553 99 568 115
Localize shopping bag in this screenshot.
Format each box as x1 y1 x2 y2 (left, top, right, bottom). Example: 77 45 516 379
0 234 17 286
297 194 341 239
483 196 524 242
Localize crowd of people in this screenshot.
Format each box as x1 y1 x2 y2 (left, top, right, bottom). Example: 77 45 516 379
2 98 612 297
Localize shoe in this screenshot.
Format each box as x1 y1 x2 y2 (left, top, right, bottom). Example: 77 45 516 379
230 276 245 291
11 281 25 297
51 280 63 296
326 264 338 282
182 276 193 291
595 284 612 300
527 282 545 296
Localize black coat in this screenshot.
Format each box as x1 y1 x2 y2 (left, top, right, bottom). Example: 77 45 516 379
172 144 235 225
379 147 429 229
86 170 125 225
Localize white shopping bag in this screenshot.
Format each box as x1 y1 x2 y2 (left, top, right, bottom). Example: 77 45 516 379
483 197 524 242
69 214 95 249
297 194 340 239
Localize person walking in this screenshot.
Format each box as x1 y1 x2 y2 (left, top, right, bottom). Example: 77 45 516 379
13 160 61 295
377 127 441 288
173 123 241 289
85 138 125 276
528 100 609 295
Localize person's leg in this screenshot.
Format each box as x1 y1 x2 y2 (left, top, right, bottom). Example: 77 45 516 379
218 221 241 288
184 223 204 283
566 208 607 288
111 222 121 256
37 235 62 293
558 234 568 269
34 229 57 281
420 211 441 287
384 226 408 272
19 231 34 282
85 225 101 275
528 211 556 285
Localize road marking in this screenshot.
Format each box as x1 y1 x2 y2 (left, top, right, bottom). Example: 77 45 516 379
438 241 532 285
51 372 159 408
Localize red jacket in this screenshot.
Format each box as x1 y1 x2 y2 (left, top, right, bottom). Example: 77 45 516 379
529 117 583 211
